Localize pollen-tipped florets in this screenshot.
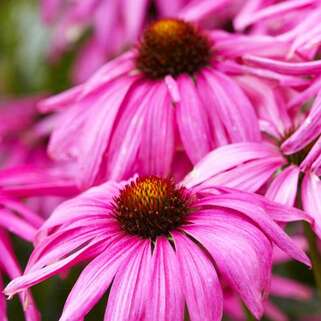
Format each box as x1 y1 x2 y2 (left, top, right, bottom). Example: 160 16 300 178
136 19 212 79
113 176 193 239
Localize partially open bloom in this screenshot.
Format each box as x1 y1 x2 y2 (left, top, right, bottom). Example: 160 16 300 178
4 172 310 321
183 88 321 235
0 191 42 321
40 18 266 188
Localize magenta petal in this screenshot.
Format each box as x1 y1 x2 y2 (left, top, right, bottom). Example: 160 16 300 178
271 275 312 300
139 83 175 176
106 82 156 180
202 157 283 193
183 217 272 319
78 77 135 187
265 165 300 206
197 194 310 266
172 231 223 321
0 209 36 242
59 236 142 321
182 142 280 188
146 237 184 321
282 91 321 154
301 173 321 237
202 69 260 143
176 75 211 164
104 241 151 321
245 55 321 75
4 237 105 297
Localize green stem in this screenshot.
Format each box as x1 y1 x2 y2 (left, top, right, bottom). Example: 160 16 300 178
304 222 321 297
242 304 257 321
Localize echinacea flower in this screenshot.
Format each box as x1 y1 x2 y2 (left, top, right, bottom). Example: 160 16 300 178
0 191 42 321
40 18 263 188
182 88 321 235
4 173 310 321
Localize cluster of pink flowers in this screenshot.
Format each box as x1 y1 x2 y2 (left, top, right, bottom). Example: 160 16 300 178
2 0 321 320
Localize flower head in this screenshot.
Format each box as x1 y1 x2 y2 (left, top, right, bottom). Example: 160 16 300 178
4 171 310 321
183 86 321 236
40 18 266 188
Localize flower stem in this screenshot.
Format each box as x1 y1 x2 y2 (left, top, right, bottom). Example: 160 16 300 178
243 304 257 321
304 222 321 297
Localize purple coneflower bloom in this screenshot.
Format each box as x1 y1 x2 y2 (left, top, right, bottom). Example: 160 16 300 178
182 89 321 235
0 191 42 321
4 172 310 321
40 18 263 188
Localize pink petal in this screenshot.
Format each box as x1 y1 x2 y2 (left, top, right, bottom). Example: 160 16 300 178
301 172 321 237
202 69 260 143
183 215 272 319
196 194 310 266
139 83 175 177
202 157 283 193
106 81 156 180
146 237 184 321
176 75 211 164
59 236 142 321
182 142 280 188
0 209 36 242
265 165 300 206
244 54 321 75
4 237 106 297
78 76 136 187
271 275 312 300
172 231 223 321
104 241 151 321
282 92 321 154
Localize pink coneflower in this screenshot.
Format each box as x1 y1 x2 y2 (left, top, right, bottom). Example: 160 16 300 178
182 88 321 233
4 173 310 321
40 18 264 188
0 191 42 321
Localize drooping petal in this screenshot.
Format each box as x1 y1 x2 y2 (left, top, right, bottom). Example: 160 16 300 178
106 81 157 180
201 157 283 193
271 275 312 300
183 214 272 319
146 237 184 321
104 241 151 321
139 83 175 176
182 142 281 188
265 165 300 206
172 231 223 321
176 75 211 164
301 173 321 237
244 55 321 75
202 68 260 143
59 236 142 321
78 76 136 187
4 237 106 297
196 193 310 266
